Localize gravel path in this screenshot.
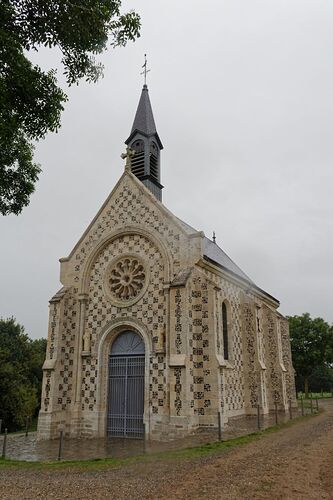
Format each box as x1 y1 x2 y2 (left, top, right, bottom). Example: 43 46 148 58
1 400 333 500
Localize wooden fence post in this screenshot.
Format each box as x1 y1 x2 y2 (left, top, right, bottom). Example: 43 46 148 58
257 404 261 430
218 412 222 442
57 431 64 461
1 429 7 459
25 416 29 437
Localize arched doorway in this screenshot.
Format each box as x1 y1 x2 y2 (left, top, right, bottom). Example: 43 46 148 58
107 331 145 438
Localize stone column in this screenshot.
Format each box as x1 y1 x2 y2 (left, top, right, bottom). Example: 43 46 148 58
255 305 268 414
281 318 297 408
241 293 258 415
169 286 187 416
74 293 89 405
38 290 65 439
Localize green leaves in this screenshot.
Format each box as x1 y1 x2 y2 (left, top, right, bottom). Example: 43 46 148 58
288 313 333 392
0 133 40 215
0 0 141 215
0 318 46 431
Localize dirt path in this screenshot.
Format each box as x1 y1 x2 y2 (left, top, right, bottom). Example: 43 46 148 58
1 401 333 500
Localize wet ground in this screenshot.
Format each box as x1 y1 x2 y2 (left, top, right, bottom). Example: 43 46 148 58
0 406 308 462
1 401 332 499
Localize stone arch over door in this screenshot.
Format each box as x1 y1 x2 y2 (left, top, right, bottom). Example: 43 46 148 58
95 319 152 438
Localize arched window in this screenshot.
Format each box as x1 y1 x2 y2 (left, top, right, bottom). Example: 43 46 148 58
222 301 229 360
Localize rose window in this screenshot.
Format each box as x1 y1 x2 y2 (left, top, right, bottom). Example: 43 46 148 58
108 257 146 301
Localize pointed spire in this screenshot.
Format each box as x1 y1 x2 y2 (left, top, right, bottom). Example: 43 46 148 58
125 76 164 201
126 85 163 149
130 85 157 136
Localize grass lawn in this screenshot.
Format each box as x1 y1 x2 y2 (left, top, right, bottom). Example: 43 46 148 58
297 392 333 399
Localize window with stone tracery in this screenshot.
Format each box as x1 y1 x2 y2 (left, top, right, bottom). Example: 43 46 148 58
104 255 148 306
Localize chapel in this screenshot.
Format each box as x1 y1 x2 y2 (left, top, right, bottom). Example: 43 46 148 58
37 82 296 441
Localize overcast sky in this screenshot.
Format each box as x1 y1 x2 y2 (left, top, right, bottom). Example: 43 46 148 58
1 0 333 339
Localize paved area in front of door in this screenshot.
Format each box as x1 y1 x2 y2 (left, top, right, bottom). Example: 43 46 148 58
0 408 306 462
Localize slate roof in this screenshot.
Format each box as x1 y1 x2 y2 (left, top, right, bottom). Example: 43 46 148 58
203 237 254 284
176 217 253 284
179 217 278 302
131 84 156 135
125 85 163 148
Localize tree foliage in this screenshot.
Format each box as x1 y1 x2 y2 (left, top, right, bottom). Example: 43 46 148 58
0 1 141 215
288 313 333 395
0 318 46 431
295 364 333 394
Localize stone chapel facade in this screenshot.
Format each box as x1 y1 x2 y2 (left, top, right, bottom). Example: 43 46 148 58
37 85 296 441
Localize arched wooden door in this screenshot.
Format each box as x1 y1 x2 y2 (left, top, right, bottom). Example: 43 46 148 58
107 331 145 438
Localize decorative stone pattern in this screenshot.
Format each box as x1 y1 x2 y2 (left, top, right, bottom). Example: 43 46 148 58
83 233 166 412
265 307 281 403
81 356 98 411
174 367 183 416
41 288 78 414
57 293 78 411
70 178 188 283
277 319 288 407
255 306 265 365
196 268 245 415
188 274 211 417
150 354 167 415
281 319 296 403
260 371 268 408
43 370 52 412
174 289 182 355
255 306 268 408
48 303 59 360
221 285 244 413
242 296 259 409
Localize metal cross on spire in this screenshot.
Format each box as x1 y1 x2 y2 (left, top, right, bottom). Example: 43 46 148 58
141 53 151 86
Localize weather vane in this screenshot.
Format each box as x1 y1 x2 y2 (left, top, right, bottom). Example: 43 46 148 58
141 54 151 85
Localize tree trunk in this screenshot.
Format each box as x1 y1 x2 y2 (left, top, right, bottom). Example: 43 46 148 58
304 377 309 399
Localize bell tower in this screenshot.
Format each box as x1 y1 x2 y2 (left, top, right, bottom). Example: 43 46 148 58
125 83 163 201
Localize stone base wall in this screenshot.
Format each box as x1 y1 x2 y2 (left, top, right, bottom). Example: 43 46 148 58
37 411 69 440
